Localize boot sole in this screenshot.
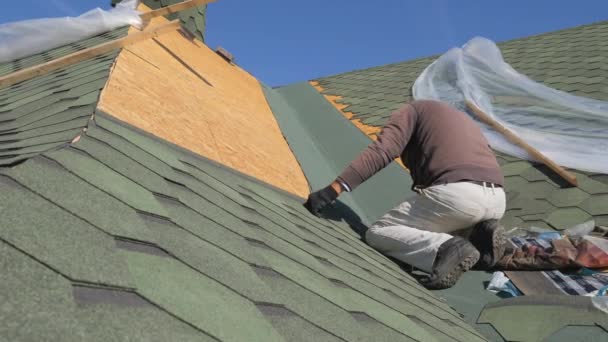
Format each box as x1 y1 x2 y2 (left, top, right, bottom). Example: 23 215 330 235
491 225 507 268
471 221 507 270
429 249 480 290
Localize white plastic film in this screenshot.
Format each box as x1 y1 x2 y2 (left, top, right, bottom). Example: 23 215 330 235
413 37 608 173
0 0 141 63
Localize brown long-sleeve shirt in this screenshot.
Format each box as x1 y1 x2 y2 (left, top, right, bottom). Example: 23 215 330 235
337 100 504 191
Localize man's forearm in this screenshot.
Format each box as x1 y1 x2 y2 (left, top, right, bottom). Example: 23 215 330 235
335 105 416 192
330 181 344 195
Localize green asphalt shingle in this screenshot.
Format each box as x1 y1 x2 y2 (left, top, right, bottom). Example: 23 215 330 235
0 241 210 342
0 29 127 77
0 28 128 167
478 295 608 341
314 20 608 232
0 104 491 341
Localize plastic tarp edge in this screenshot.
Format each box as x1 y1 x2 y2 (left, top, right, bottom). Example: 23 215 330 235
0 0 142 63
413 36 608 173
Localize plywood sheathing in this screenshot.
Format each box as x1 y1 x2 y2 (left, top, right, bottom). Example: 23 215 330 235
309 81 407 170
99 6 310 197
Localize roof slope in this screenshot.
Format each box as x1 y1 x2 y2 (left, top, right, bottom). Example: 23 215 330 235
0 25 486 342
0 28 128 166
0 108 488 341
313 20 608 231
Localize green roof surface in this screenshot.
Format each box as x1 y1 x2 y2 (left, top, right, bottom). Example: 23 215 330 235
1 33 489 342
0 112 486 341
314 20 608 232
0 28 128 167
112 0 207 42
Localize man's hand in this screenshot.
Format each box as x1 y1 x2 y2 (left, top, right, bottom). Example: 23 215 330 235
304 182 341 216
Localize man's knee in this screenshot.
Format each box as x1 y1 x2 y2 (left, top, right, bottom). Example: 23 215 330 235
365 224 385 247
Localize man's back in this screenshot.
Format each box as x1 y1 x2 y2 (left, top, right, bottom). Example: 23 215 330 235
337 100 503 190
405 100 503 188
306 100 507 290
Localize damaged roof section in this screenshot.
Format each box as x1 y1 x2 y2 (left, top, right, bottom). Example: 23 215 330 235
113 0 208 42
0 28 128 166
97 7 310 198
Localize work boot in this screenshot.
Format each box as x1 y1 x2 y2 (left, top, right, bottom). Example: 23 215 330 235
421 237 480 290
469 219 506 270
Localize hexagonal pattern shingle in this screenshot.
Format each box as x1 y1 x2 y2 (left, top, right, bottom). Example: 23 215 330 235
545 207 592 230
575 174 608 195
521 165 554 182
504 176 529 194
547 188 590 207
525 182 559 199
513 199 556 216
590 174 608 186
579 194 608 216
501 161 534 177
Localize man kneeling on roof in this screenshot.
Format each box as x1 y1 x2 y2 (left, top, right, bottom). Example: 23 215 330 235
305 100 507 289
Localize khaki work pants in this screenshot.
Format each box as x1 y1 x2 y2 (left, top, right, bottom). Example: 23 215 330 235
366 182 506 273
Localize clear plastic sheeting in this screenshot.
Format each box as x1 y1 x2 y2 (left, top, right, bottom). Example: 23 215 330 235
413 37 608 173
0 0 141 63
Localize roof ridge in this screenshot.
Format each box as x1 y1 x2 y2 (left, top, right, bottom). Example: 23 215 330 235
314 54 437 82
314 19 608 81
497 19 608 45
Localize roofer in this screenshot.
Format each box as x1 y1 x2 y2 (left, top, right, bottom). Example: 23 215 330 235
304 99 507 289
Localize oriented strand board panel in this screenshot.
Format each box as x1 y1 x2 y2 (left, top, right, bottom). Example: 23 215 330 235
98 6 309 197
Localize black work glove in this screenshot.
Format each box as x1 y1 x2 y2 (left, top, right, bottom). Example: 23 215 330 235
304 185 338 217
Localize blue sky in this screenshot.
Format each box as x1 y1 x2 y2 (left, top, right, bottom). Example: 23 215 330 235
1 1 607 86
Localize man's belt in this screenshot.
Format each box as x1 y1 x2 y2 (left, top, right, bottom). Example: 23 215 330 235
463 180 503 188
